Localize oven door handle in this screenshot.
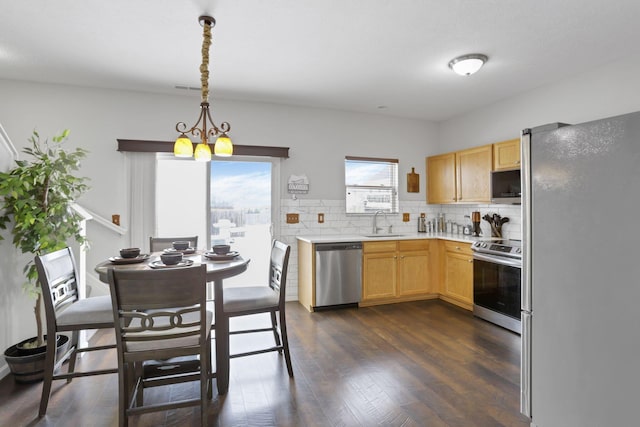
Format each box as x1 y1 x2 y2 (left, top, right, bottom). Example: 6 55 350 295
472 252 522 268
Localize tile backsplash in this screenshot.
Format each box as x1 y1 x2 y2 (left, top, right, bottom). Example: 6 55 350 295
278 198 522 301
280 199 521 240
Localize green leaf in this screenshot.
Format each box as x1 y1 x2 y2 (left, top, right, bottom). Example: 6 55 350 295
0 128 90 336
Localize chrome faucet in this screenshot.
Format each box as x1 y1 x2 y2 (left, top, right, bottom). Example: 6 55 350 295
372 210 386 234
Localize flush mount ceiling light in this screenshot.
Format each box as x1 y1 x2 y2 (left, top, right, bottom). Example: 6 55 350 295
174 15 233 161
448 54 489 76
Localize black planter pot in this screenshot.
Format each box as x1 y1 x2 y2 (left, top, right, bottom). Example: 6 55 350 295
3 335 70 383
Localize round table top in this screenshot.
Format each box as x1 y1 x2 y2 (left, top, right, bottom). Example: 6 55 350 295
95 251 250 283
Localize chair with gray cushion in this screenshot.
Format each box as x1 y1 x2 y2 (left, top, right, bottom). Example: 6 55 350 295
149 236 198 252
217 240 293 392
35 247 117 418
108 264 213 426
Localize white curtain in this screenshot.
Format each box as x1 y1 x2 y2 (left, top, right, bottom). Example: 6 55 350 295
126 152 156 251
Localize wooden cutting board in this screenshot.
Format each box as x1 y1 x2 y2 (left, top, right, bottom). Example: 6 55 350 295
407 167 419 193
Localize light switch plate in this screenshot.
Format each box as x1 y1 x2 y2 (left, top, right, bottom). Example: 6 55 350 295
403 213 410 222
286 213 299 224
318 213 324 223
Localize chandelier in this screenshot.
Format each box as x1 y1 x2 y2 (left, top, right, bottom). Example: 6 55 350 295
174 15 233 161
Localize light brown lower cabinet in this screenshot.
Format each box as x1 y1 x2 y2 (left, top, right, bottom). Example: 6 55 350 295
439 240 474 310
361 239 437 306
299 238 475 312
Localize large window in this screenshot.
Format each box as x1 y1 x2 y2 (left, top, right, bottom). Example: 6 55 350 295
345 156 398 214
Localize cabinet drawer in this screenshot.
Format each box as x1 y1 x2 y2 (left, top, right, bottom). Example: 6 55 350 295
363 240 398 253
443 240 472 255
398 239 430 252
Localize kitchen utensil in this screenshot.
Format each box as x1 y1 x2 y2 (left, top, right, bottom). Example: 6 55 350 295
482 213 509 237
472 221 482 236
418 216 426 232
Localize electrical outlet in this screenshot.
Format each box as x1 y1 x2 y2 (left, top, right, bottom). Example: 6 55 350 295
403 213 410 222
420 212 426 218
112 214 120 226
318 213 325 223
286 213 299 224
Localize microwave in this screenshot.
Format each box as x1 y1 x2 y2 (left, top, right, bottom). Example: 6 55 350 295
491 169 521 204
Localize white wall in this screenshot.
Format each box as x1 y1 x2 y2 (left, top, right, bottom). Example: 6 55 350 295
438 55 640 151
0 79 437 377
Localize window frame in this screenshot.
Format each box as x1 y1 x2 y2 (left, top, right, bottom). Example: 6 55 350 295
345 156 399 215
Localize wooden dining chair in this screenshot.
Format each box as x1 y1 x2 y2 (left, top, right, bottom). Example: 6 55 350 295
107 264 213 427
35 247 117 418
149 235 199 252
217 240 293 391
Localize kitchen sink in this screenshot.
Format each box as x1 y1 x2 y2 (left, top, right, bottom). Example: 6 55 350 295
362 234 407 238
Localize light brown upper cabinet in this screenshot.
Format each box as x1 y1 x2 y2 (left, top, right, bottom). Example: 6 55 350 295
427 144 493 204
426 153 456 204
493 138 521 170
456 144 493 203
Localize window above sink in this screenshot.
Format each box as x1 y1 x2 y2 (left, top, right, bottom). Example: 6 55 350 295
345 156 398 214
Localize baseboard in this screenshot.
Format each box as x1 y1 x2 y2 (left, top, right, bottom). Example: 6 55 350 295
438 295 473 311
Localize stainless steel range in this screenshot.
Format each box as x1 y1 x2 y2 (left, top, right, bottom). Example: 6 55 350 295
471 239 522 334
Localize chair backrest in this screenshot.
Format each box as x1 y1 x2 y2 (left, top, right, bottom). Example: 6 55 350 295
107 264 208 360
35 247 80 329
269 240 291 306
149 236 199 252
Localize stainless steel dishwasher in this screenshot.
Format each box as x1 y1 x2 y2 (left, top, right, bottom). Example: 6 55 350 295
314 242 362 308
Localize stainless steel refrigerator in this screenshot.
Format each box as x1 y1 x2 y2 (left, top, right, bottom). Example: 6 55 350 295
521 112 640 426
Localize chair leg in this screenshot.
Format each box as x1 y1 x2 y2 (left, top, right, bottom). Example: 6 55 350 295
206 337 213 400
38 334 57 417
119 362 129 427
134 362 143 407
270 311 282 352
201 345 210 426
279 309 294 378
66 331 80 383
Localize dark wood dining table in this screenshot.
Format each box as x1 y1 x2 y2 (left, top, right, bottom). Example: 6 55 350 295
95 251 250 395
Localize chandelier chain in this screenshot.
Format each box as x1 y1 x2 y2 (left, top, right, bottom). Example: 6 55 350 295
200 20 211 102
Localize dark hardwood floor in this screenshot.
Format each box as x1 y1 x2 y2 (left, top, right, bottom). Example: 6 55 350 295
0 300 530 426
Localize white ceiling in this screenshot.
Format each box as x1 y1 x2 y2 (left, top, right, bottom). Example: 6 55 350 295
2 0 640 121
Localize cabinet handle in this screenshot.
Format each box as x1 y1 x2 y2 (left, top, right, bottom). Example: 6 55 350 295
394 256 397 259
516 160 521 164
400 255 405 259
468 259 473 263
455 246 461 250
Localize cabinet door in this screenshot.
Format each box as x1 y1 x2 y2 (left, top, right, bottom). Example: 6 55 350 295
443 250 473 306
362 252 397 301
427 153 456 204
493 138 521 171
456 144 493 203
398 250 431 297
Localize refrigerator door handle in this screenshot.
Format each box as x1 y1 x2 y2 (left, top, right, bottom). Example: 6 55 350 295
521 311 532 418
521 129 532 313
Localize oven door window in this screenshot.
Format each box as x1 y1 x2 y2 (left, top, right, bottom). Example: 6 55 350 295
473 258 521 319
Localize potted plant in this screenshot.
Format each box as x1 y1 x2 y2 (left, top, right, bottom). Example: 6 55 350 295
0 129 89 381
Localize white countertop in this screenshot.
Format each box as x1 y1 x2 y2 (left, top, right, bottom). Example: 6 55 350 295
296 232 497 244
